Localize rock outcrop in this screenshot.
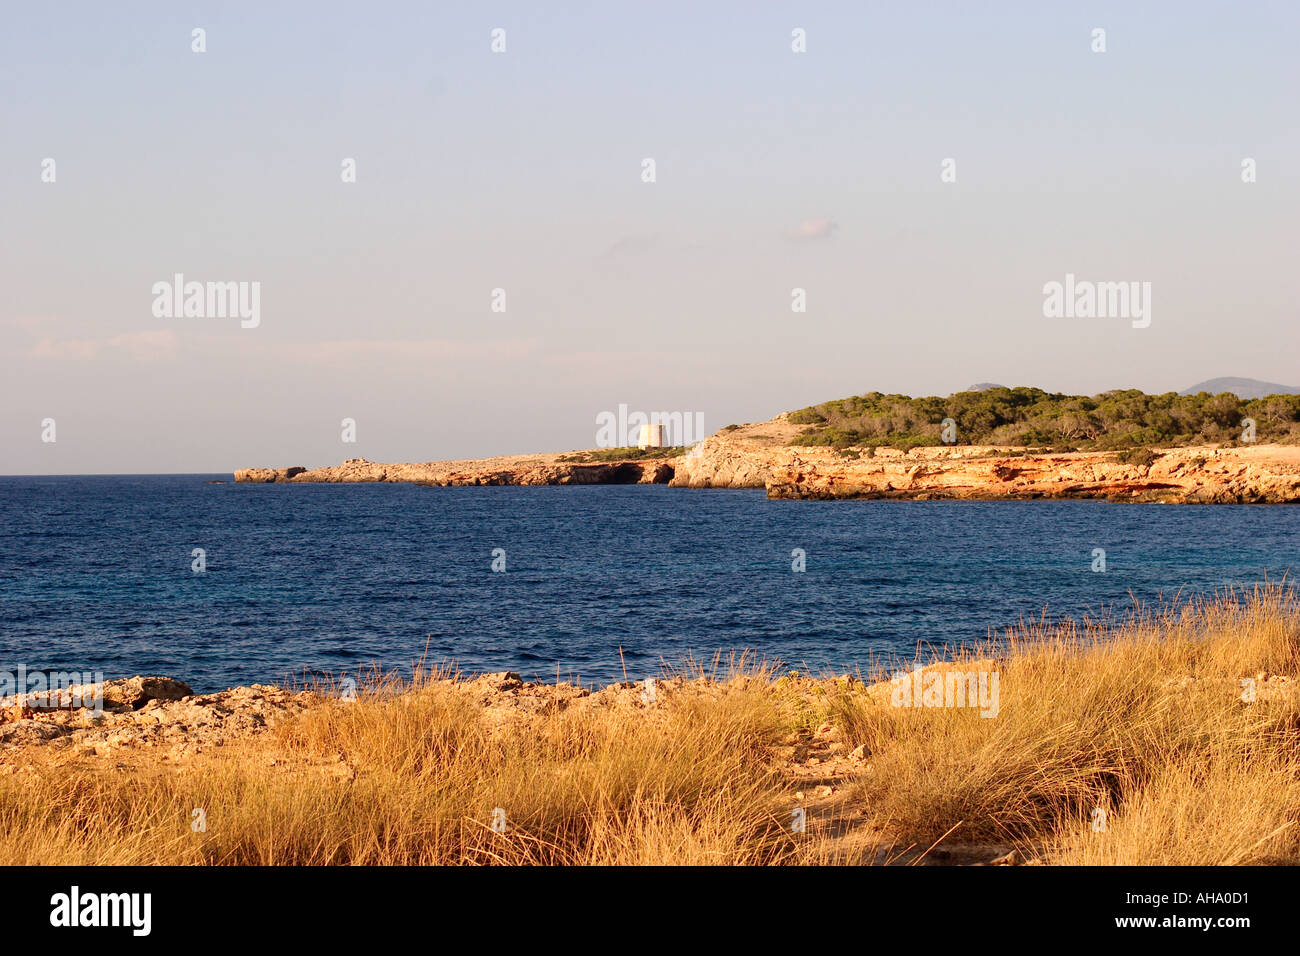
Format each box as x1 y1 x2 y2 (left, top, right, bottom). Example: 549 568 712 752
669 416 1300 503
235 456 674 486
0 676 315 754
234 417 1300 503
235 466 306 483
1 676 192 716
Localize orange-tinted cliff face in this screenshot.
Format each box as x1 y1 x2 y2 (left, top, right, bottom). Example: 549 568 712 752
235 415 1300 503
671 416 1300 503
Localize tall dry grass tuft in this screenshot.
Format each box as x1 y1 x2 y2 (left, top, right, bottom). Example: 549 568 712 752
0 661 799 865
828 584 1300 861
1047 753 1300 865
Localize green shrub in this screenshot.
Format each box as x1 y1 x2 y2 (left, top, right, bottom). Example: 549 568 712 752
1115 447 1160 468
785 388 1300 451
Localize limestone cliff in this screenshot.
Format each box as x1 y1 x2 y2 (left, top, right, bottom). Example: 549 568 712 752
671 416 1300 504
236 415 1300 503
235 455 674 486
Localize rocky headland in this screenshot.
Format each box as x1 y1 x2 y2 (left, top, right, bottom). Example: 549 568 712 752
235 453 674 486
236 414 1300 504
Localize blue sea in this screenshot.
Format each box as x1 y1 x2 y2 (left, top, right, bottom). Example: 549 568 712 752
1 476 1296 692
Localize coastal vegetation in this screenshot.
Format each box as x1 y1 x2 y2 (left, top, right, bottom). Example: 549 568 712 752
826 583 1300 864
555 446 683 463
788 387 1300 450
1 586 1296 865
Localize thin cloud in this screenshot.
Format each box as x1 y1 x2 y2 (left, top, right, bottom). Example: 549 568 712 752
594 234 660 274
785 217 839 240
255 337 540 366
27 330 177 362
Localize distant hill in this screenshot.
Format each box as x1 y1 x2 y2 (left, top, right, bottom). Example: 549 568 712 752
964 383 1007 392
1182 378 1300 399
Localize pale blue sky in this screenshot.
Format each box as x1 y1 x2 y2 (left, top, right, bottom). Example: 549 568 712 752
3 1 1297 473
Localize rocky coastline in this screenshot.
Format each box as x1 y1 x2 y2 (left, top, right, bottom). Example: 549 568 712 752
235 415 1300 504
234 455 674 486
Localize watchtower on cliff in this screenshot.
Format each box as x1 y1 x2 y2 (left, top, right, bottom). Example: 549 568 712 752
637 423 667 448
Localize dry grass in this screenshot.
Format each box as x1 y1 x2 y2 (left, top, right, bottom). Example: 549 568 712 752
0 663 800 865
1 585 1298 865
828 583 1300 863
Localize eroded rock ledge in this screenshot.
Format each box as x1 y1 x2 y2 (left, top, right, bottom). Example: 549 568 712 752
236 456 674 486
0 676 316 755
235 416 1300 503
669 417 1300 504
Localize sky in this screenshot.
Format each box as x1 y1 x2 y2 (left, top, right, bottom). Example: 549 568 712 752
2 1 1297 474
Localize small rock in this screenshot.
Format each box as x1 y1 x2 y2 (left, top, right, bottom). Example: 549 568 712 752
1 704 33 724
99 676 194 712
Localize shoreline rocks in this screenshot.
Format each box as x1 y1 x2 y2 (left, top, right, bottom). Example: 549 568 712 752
234 417 1300 503
0 670 872 758
0 677 310 754
235 456 674 486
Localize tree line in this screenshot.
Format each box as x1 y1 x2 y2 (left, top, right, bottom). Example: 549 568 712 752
788 387 1300 450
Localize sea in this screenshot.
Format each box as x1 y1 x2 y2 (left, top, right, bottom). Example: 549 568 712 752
1 476 1296 692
